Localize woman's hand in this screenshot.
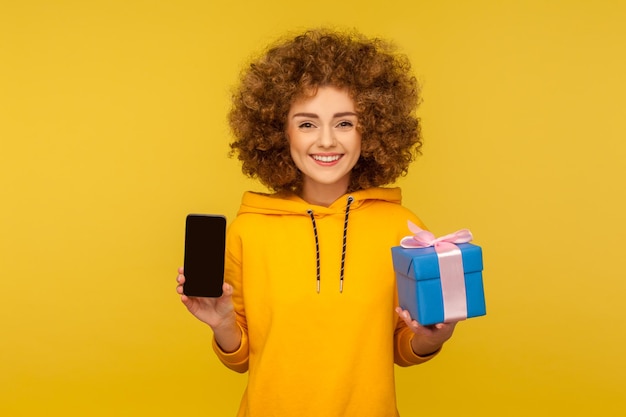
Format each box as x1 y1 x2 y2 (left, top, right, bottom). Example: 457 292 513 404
176 267 242 352
395 307 458 357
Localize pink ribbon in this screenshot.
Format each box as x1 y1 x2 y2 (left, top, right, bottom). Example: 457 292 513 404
401 221 473 323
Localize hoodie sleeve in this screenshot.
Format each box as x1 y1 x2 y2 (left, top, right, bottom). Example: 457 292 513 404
211 221 250 373
393 318 440 366
392 209 440 366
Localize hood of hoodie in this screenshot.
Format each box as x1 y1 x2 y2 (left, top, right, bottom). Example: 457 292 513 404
237 187 402 217
236 187 403 293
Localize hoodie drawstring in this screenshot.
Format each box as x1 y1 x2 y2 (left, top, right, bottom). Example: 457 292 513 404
306 209 321 293
339 196 354 292
307 195 354 293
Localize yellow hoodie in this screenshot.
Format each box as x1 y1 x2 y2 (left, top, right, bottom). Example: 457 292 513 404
213 187 438 417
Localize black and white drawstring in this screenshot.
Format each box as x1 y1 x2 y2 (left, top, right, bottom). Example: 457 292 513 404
306 208 322 293
307 195 354 293
339 195 354 292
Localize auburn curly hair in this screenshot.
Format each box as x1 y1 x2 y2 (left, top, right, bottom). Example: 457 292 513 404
228 28 422 193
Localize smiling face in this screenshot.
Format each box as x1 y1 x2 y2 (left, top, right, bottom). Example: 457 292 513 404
286 86 362 206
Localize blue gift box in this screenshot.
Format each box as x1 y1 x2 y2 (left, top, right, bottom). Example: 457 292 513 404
391 243 486 326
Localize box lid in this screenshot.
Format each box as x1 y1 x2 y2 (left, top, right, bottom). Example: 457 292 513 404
391 242 483 281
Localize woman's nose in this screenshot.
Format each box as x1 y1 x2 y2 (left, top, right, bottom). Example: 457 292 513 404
317 126 336 148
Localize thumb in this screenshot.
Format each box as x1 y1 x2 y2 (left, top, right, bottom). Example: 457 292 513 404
222 282 234 298
215 282 235 314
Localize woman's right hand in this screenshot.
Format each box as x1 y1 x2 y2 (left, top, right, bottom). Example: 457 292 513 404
176 267 242 352
176 266 236 330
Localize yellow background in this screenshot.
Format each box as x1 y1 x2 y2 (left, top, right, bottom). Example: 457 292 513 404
1 0 625 415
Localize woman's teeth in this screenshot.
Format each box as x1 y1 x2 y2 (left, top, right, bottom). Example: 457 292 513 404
312 155 341 162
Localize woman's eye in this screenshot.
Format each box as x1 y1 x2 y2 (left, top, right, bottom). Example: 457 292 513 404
337 120 354 128
298 122 315 129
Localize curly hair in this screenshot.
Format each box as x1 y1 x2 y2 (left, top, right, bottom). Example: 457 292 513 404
228 28 422 193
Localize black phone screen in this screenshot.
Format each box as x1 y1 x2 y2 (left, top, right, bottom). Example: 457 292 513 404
183 214 226 297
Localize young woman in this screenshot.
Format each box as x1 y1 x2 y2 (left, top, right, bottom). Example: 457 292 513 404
176 29 457 417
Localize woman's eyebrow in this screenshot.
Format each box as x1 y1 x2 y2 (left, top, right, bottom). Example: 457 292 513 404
291 112 319 118
334 112 358 118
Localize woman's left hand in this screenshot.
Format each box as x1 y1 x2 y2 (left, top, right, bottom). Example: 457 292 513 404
395 307 458 356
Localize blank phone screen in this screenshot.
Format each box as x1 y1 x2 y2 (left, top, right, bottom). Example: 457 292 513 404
183 214 226 297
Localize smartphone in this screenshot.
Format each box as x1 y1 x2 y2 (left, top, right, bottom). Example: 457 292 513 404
183 214 227 297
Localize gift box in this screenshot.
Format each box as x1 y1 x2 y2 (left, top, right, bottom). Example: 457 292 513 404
391 223 486 326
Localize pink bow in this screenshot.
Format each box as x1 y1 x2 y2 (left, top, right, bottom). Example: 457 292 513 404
400 221 473 248
400 220 473 323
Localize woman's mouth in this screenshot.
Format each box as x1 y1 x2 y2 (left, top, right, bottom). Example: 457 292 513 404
311 154 342 163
